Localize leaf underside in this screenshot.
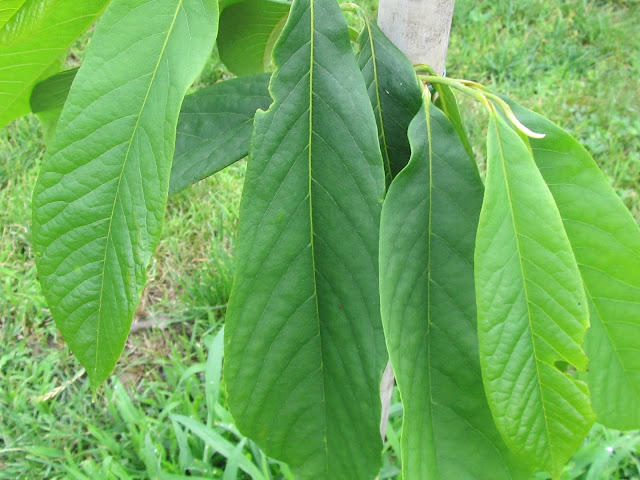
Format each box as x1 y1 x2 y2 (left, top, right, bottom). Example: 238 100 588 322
0 0 108 126
380 99 530 480
32 0 219 391
356 19 422 183
475 116 594 477
509 101 640 430
223 0 386 478
170 74 272 194
217 0 290 76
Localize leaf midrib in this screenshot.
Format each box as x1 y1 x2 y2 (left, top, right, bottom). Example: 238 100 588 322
94 0 185 379
493 118 555 468
365 19 391 181
306 0 329 471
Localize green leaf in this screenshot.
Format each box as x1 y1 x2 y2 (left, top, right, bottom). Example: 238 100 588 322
0 0 27 28
475 115 594 477
508 102 640 430
223 0 386 478
357 18 422 182
0 0 108 126
380 99 529 480
30 68 77 113
433 83 476 168
217 0 290 76
170 74 272 194
32 0 219 391
30 68 77 145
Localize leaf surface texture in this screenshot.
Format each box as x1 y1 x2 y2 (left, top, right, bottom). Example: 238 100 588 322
32 0 219 390
223 0 386 478
510 102 640 430
380 100 528 480
170 74 272 194
475 116 594 477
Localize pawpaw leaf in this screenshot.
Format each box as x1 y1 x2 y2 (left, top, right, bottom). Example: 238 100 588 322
223 0 386 477
509 101 640 430
475 115 594 478
380 98 530 479
357 18 422 183
0 0 108 126
32 0 219 391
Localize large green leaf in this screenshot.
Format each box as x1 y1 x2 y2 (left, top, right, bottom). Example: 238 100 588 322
223 0 386 478
217 0 290 76
32 0 219 391
0 0 108 126
508 102 640 430
0 0 27 27
475 116 595 478
357 18 422 183
170 74 272 194
380 99 529 479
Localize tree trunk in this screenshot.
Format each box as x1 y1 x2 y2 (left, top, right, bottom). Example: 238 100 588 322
376 0 456 443
377 0 456 75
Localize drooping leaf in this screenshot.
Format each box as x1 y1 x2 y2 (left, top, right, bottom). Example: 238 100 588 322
475 115 595 477
30 68 77 144
357 18 422 182
380 98 529 480
0 0 108 126
433 83 476 168
223 0 386 478
0 0 27 28
508 101 640 430
170 74 272 194
32 0 219 391
217 0 290 76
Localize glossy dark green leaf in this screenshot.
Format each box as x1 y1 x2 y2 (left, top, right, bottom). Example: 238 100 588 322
32 0 219 391
475 116 594 477
0 0 108 126
357 18 422 182
217 0 290 76
223 0 386 478
509 101 640 430
380 98 529 479
170 74 272 194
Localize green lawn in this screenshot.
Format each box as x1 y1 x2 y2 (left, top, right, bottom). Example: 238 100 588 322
1 0 639 478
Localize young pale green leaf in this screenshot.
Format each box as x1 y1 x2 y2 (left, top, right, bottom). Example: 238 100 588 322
433 83 476 168
509 102 640 430
0 0 27 28
380 98 529 480
357 18 422 182
476 116 595 477
170 74 272 194
223 0 386 478
217 0 290 76
32 0 219 392
0 0 108 126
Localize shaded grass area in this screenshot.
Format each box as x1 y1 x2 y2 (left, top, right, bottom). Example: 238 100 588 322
1 0 639 478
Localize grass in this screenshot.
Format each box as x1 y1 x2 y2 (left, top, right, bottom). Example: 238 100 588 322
1 0 639 478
